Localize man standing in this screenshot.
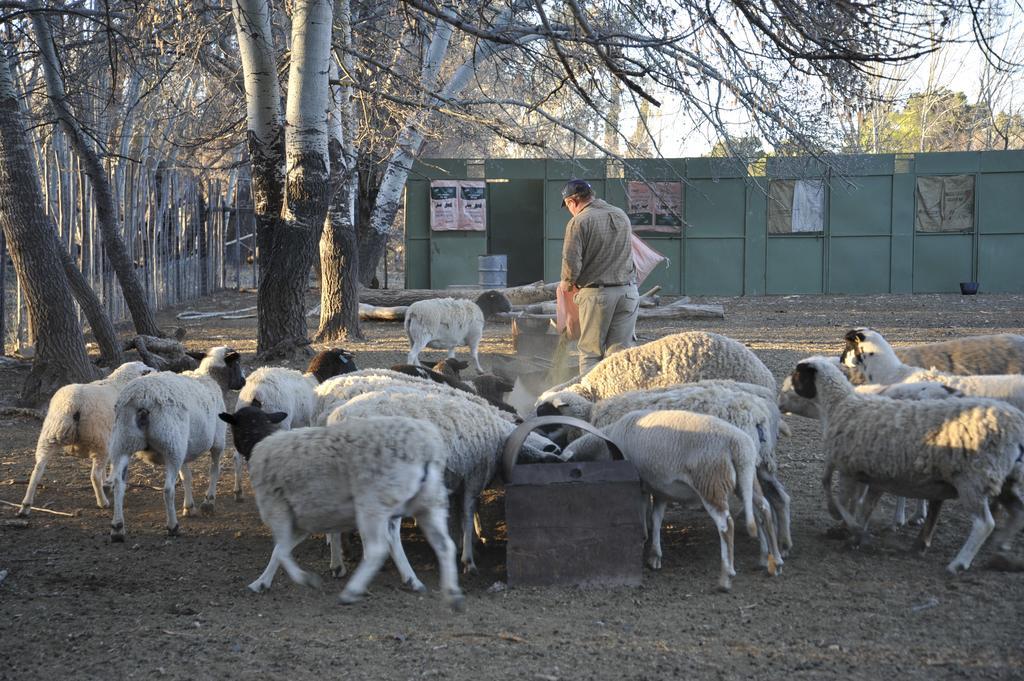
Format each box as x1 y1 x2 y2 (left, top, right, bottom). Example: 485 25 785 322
559 178 639 375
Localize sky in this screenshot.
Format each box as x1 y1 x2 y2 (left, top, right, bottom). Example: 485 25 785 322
624 6 1024 157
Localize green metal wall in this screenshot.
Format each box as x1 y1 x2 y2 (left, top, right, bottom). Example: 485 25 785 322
404 151 1024 294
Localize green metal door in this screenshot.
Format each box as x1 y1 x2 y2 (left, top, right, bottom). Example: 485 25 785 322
487 179 545 286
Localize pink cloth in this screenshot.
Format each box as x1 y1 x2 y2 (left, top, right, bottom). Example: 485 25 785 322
556 282 581 339
631 233 667 285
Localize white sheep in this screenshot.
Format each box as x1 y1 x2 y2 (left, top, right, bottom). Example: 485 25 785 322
405 291 512 372
779 355 963 420
538 331 777 407
842 328 1024 412
790 357 1024 573
17 362 155 516
313 369 515 426
873 333 1024 376
587 382 791 557
230 348 357 500
326 389 562 573
243 414 463 609
779 358 964 529
563 409 771 592
107 347 246 540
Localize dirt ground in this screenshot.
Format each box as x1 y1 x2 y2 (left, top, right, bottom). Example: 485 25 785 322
1 289 1023 681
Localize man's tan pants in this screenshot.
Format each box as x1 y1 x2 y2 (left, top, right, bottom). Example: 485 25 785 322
574 284 640 375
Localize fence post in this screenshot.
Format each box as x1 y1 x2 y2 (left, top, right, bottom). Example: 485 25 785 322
0 228 6 353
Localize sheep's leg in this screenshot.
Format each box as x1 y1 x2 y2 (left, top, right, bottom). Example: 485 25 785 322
947 495 995 574
407 336 429 366
18 441 60 516
893 497 908 527
466 328 484 373
415 504 464 612
752 485 783 575
338 510 391 605
178 465 197 518
908 499 929 526
991 490 1024 553
233 452 246 502
109 458 130 542
849 487 884 546
459 491 479 574
703 501 735 593
830 480 865 539
759 473 792 554
327 531 347 578
201 444 223 515
913 499 945 553
251 530 317 592
385 516 426 593
88 454 110 509
645 497 668 570
163 462 182 536
248 534 305 592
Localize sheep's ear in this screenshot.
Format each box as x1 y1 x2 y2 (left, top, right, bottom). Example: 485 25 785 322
843 329 866 343
536 401 561 417
225 352 241 364
218 412 236 425
268 412 288 424
186 351 206 362
791 363 818 399
453 359 469 370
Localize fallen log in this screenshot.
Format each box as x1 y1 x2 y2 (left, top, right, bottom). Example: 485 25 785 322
358 303 409 321
496 299 724 322
359 281 557 307
125 335 199 372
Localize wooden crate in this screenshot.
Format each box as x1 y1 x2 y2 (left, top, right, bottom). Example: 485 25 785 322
504 460 645 588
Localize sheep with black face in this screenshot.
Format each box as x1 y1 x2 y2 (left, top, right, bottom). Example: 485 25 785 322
220 407 463 609
231 348 357 500
791 356 1024 573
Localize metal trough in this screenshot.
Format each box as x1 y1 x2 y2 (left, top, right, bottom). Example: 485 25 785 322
502 416 645 588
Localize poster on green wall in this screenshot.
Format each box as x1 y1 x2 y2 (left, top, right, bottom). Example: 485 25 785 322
430 180 486 231
430 181 459 230
627 181 682 232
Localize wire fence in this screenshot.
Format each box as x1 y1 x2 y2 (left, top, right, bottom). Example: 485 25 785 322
1 154 259 355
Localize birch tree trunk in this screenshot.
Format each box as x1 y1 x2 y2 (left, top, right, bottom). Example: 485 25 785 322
251 0 334 357
29 2 160 337
232 0 285 262
316 0 363 342
0 46 96 405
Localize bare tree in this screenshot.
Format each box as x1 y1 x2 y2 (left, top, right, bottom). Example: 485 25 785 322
0 43 97 404
316 0 363 342
234 0 335 357
28 0 161 337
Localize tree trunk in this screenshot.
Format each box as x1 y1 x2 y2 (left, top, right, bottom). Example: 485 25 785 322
0 47 96 405
59 248 123 367
315 0 363 341
232 0 285 263
316 171 363 341
255 0 334 358
29 2 160 337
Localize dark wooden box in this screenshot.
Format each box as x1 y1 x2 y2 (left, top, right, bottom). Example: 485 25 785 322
505 460 645 588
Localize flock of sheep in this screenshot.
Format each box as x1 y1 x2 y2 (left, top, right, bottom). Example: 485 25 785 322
13 290 1024 608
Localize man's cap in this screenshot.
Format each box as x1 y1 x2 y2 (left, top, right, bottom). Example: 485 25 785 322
560 179 592 206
